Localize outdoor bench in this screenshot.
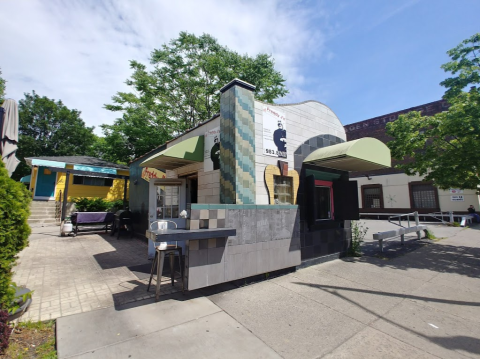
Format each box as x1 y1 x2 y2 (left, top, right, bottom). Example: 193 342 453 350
70 212 115 237
373 225 427 252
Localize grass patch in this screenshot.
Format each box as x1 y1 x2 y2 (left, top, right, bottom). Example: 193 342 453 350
3 320 56 359
446 221 461 227
424 229 436 240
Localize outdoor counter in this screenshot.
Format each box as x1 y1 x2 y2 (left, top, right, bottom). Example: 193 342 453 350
146 227 237 299
145 205 302 293
145 228 236 242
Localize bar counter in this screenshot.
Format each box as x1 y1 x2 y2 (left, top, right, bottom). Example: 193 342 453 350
145 228 236 242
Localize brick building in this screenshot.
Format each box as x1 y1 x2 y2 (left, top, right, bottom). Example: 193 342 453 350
345 100 480 215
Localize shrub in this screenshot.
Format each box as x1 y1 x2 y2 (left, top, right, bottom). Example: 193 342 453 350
348 221 368 257
71 197 125 212
0 310 11 353
0 161 31 311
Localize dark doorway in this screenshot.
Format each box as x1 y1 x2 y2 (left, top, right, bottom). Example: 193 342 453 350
187 178 198 204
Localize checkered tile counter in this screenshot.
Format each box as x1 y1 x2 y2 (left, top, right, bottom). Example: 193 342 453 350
185 204 301 290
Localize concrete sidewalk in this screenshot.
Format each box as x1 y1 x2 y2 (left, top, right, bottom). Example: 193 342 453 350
55 221 480 358
56 296 280 359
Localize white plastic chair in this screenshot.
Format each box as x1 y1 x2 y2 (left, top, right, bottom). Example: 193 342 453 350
147 220 184 293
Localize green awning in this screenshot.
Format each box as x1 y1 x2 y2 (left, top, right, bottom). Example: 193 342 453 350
140 136 204 170
303 137 391 171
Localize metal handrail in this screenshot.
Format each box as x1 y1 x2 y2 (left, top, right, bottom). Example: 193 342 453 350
368 211 460 225
388 211 419 228
55 190 62 223
427 211 454 224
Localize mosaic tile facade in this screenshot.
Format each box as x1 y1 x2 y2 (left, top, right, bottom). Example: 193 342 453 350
293 134 345 172
220 81 256 204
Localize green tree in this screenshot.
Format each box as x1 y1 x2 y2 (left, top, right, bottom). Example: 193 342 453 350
0 69 6 104
0 160 31 310
440 33 480 101
386 34 480 190
103 32 288 163
13 91 96 180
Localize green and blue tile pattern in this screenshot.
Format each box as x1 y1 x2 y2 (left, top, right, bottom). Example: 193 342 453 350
219 84 256 204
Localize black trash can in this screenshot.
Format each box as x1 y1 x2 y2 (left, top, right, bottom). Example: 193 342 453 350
111 209 134 239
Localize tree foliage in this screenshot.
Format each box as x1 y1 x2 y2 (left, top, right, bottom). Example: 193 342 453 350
102 32 288 163
13 91 97 180
387 34 480 189
440 33 480 101
0 160 31 310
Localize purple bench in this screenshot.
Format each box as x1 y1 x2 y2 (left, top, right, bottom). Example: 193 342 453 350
70 212 115 236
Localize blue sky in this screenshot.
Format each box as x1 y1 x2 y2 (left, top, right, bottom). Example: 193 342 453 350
0 0 478 134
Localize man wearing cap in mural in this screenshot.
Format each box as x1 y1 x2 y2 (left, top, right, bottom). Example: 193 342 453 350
273 119 287 156
210 135 220 170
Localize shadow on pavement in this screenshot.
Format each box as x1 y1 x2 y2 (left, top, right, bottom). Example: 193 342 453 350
294 282 480 307
361 236 433 260
358 241 480 278
293 282 480 355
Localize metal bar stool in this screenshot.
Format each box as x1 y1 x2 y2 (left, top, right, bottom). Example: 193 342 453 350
147 220 184 300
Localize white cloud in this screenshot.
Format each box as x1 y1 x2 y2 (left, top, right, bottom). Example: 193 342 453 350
0 0 332 134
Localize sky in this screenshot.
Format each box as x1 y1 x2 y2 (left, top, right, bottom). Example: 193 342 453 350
1 0 479 135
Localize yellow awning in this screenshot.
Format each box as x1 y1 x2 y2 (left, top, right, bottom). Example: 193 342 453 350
140 136 204 170
303 137 391 171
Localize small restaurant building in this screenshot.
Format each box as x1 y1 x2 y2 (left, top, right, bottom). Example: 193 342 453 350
130 79 391 292
25 156 129 203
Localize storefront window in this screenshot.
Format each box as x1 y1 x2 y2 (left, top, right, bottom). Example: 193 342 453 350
315 186 331 219
274 176 293 204
156 185 179 219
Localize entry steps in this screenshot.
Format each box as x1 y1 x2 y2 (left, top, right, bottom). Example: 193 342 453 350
28 200 58 227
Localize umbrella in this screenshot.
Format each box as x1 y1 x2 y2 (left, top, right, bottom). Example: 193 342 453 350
20 174 31 183
0 99 20 177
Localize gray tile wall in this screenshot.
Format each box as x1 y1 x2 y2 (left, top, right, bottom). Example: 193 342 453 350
185 206 301 290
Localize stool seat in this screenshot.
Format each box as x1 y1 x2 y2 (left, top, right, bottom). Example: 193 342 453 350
146 220 185 301
147 246 185 301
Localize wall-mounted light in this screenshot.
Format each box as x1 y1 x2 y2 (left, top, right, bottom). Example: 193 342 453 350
365 174 372 180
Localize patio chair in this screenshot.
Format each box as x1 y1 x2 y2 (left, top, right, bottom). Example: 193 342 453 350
147 220 184 292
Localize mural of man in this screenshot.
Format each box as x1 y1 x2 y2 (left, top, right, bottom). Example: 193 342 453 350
273 120 287 154
210 135 220 170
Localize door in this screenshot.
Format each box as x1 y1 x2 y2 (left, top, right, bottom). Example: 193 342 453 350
333 180 360 221
35 167 57 199
186 177 198 205
147 179 186 258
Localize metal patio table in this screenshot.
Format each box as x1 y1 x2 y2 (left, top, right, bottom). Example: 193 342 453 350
145 228 236 301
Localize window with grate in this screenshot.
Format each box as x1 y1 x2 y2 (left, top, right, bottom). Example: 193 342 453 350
362 185 383 208
411 183 438 208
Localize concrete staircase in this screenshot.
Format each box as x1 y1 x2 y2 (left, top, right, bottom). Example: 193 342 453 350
28 201 59 227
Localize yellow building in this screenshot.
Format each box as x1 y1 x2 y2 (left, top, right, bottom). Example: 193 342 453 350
25 156 129 202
